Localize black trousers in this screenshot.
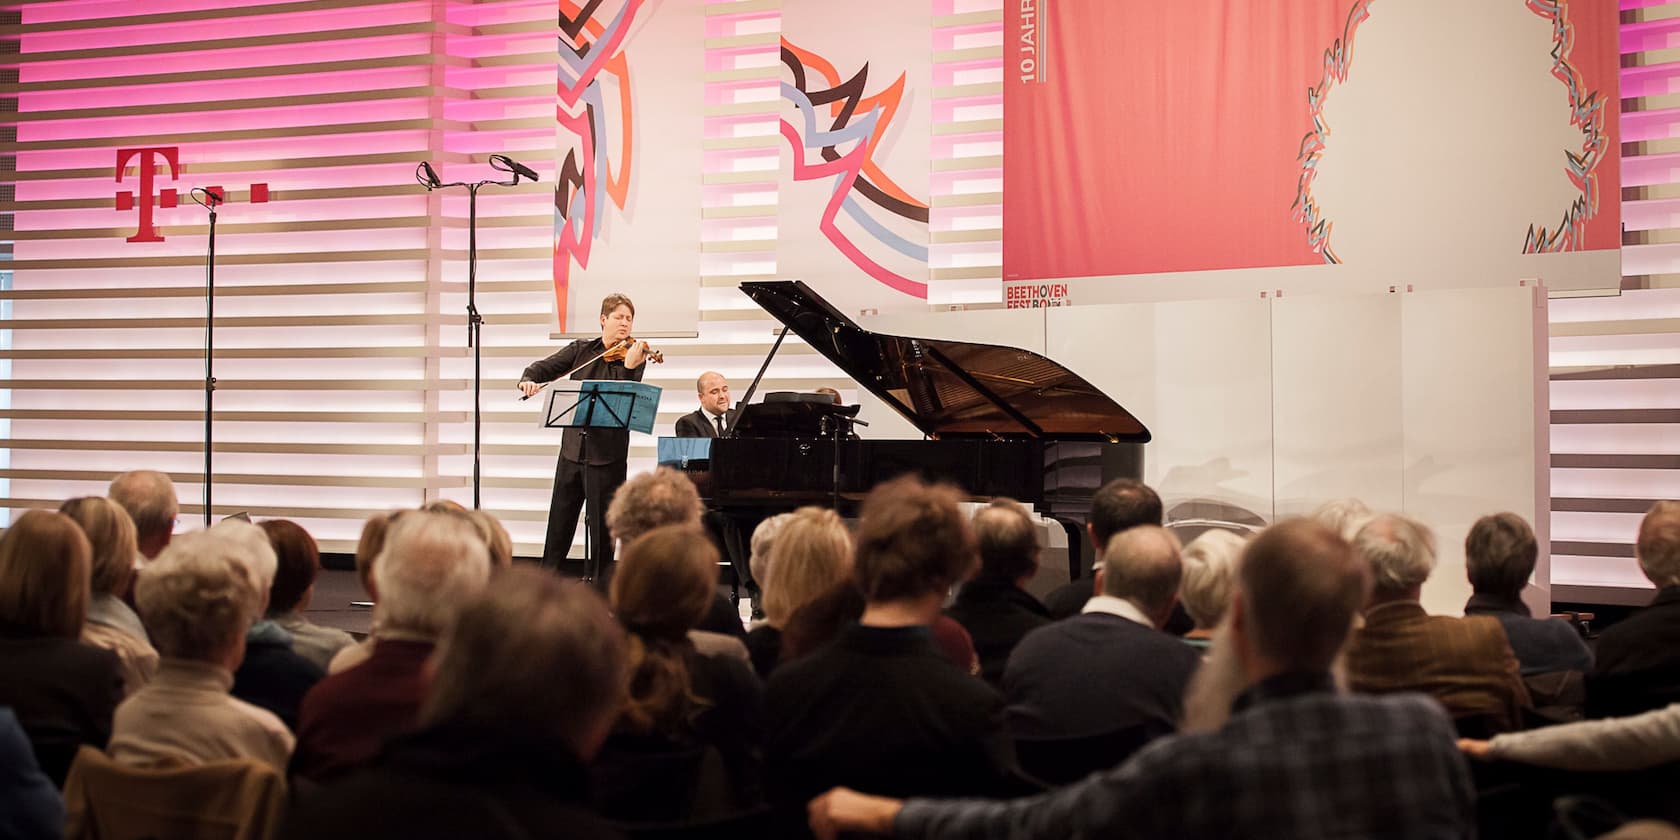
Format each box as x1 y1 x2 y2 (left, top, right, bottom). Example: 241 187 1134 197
542 454 627 580
702 510 760 594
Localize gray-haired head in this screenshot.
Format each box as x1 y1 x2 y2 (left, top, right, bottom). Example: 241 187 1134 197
1351 513 1437 600
373 510 492 638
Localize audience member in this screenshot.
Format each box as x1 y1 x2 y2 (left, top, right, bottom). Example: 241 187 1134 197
0 510 122 786
281 567 628 840
945 499 1051 685
1043 479 1164 619
608 468 747 650
259 519 355 671
61 497 159 694
0 706 63 840
1177 529 1246 649
1003 526 1200 741
214 518 323 729
1343 513 1529 733
326 510 403 674
748 512 795 602
466 509 513 570
1462 701 1680 772
108 530 292 770
291 511 490 783
106 470 177 561
750 507 852 678
1462 512 1591 675
778 581 981 675
594 526 764 821
765 478 1015 829
1310 497 1374 541
1589 501 1680 718
808 519 1476 839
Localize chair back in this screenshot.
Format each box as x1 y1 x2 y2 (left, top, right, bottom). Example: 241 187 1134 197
618 805 774 840
1013 721 1171 787
62 746 286 840
592 740 734 824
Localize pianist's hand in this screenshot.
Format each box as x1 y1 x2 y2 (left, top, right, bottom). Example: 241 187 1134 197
518 380 541 397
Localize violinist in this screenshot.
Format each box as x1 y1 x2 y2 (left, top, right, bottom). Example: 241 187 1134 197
518 292 653 580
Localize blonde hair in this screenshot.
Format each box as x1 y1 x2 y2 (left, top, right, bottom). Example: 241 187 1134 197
354 510 404 596
1178 529 1247 629
762 507 853 626
59 496 138 597
748 512 796 594
136 531 261 661
467 510 513 570
0 509 93 638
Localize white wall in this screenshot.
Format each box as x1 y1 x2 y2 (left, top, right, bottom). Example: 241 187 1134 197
855 286 1548 616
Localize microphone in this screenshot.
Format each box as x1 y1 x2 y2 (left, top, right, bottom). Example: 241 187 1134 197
489 154 539 183
201 187 223 205
417 161 442 190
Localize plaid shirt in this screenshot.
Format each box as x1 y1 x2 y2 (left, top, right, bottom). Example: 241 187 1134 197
896 672 1474 840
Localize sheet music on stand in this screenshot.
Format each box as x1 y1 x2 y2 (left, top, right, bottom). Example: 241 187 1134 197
540 380 662 435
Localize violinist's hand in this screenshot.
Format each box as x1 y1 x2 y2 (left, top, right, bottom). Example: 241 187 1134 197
518 380 541 397
624 340 648 369
809 788 902 839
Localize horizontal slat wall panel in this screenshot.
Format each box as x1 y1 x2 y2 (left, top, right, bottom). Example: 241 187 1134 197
928 0 1003 307
1549 0 1680 601
0 0 453 545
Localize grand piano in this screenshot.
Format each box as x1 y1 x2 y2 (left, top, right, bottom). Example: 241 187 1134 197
659 280 1152 577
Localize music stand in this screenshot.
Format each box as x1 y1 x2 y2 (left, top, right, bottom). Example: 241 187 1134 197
541 380 662 582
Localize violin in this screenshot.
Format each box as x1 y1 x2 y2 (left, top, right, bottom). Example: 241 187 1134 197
603 336 664 364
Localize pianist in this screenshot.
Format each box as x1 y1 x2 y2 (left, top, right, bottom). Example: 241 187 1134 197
674 372 759 616
674 372 739 438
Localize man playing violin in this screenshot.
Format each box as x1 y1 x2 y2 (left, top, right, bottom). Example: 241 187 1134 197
519 293 650 580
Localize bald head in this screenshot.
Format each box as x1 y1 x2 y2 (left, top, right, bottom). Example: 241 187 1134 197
696 371 730 416
1099 525 1183 621
108 470 178 559
1238 519 1371 672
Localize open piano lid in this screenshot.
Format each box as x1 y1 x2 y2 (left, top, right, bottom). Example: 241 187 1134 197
740 281 1151 443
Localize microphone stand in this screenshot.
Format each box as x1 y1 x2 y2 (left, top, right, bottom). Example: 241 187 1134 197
190 187 223 525
416 161 526 510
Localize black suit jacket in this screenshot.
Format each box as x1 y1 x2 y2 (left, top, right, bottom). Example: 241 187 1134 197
764 624 1018 816
1588 585 1680 718
945 577 1052 686
521 338 647 465
1002 612 1201 739
673 407 740 438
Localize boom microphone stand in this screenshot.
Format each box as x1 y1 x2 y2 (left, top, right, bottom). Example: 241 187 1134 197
189 187 223 525
416 155 539 509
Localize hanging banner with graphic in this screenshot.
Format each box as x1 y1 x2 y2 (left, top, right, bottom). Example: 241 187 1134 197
777 0 932 317
554 0 705 333
1003 0 1620 296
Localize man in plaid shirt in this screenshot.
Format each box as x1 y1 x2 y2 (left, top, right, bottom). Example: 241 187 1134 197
808 519 1475 840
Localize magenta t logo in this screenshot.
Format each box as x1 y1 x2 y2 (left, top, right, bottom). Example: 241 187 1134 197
115 146 181 243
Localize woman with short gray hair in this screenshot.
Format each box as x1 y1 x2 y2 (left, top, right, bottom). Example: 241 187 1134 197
108 530 293 771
